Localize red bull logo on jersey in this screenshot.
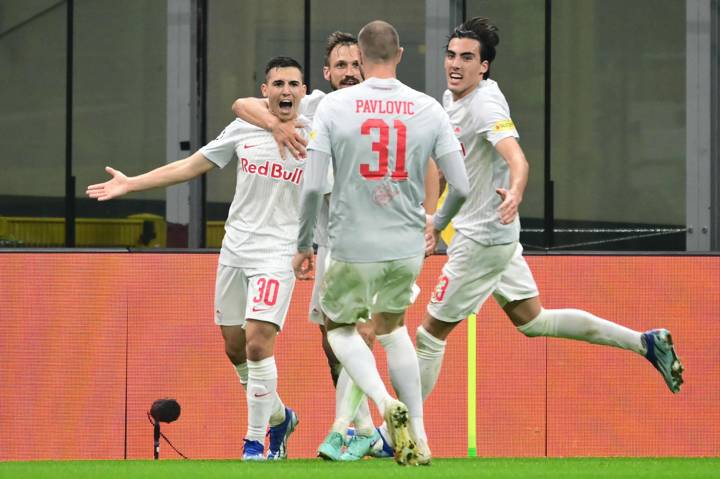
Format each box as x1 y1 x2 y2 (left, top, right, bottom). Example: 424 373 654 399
240 158 303 185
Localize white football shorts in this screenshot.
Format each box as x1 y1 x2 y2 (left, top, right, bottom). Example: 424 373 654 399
320 254 424 325
214 263 295 330
426 233 539 323
309 247 422 325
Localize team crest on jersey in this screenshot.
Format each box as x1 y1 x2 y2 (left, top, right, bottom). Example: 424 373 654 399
309 130 318 140
372 182 400 206
453 126 462 137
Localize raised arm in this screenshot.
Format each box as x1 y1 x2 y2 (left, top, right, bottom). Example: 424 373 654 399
231 97 307 159
86 151 215 201
494 137 528 225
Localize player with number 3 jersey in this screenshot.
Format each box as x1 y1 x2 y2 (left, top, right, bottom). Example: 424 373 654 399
415 18 684 415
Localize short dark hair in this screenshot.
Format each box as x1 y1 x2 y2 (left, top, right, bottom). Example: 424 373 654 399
448 17 499 79
324 31 357 66
264 56 304 79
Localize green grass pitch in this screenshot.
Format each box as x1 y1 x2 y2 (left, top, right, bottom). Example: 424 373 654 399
1 458 719 479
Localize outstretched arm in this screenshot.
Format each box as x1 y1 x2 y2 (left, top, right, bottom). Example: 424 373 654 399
231 97 307 159
86 151 215 201
494 137 528 225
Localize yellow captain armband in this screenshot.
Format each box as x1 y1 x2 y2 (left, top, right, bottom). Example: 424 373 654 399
436 185 457 246
493 119 515 132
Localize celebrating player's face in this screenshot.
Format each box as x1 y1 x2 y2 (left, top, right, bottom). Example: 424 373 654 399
323 44 362 91
262 67 307 121
445 37 488 100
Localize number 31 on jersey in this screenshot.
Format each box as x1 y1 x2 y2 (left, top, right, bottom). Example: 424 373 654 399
360 119 408 182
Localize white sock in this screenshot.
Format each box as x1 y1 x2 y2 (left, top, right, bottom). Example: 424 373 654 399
332 368 369 434
352 398 374 436
377 326 426 442
327 327 393 416
415 325 447 401
268 395 286 427
236 361 285 428
518 308 645 354
246 357 281 442
234 362 248 389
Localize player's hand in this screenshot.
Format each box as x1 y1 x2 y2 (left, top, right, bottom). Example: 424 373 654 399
271 120 307 160
496 188 521 225
292 250 314 280
424 214 438 256
86 167 131 201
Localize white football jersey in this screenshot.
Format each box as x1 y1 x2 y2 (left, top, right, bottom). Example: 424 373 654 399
300 89 326 119
442 79 520 245
300 89 333 247
309 77 461 262
201 118 309 269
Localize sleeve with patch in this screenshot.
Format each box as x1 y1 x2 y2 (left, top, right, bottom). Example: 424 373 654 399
200 119 250 169
307 95 332 155
473 93 519 146
432 102 462 159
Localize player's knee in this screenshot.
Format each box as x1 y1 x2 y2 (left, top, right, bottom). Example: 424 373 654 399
517 309 547 338
245 338 271 361
224 343 246 365
422 314 455 341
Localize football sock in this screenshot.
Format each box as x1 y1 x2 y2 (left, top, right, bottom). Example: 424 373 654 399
332 368 369 434
234 361 248 389
518 308 645 354
327 326 393 416
246 357 280 442
377 326 427 442
353 398 375 437
268 395 286 427
415 325 447 400
236 360 285 427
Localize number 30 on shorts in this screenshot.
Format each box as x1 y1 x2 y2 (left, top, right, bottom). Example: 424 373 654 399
253 277 279 307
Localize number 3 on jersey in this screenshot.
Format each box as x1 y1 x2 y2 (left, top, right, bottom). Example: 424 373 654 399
360 119 408 181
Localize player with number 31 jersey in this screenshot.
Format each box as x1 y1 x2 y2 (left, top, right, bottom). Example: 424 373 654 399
308 79 460 262
294 21 469 466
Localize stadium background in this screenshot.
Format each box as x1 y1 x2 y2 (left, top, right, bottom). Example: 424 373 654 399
1 0 719 463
